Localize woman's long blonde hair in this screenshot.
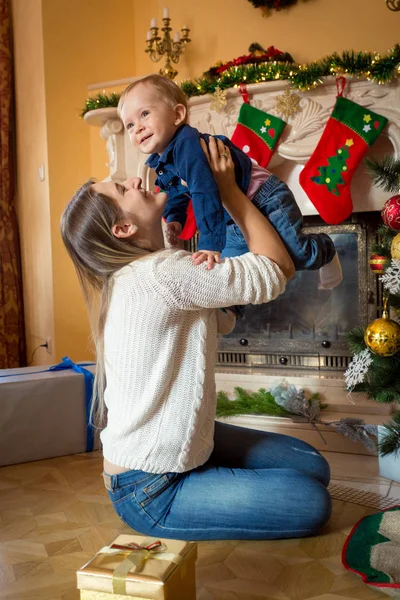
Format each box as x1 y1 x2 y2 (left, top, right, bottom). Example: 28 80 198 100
60 180 148 425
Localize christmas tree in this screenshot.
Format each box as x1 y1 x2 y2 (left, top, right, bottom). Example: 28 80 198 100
345 155 400 457
311 143 351 196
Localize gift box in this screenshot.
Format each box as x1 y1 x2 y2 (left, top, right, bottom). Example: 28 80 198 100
0 357 99 466
77 534 197 600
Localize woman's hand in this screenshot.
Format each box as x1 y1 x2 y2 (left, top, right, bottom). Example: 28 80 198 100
200 137 236 191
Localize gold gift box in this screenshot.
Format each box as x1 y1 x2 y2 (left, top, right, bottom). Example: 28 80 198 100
77 534 197 600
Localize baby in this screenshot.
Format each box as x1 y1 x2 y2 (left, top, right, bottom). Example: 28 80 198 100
118 74 342 289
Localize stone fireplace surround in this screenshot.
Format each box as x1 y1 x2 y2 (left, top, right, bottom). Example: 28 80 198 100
85 76 399 453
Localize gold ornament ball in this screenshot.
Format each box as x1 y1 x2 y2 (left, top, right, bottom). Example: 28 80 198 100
364 314 400 356
391 232 400 260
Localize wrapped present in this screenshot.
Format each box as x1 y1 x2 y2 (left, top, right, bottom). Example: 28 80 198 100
0 356 99 466
77 534 197 599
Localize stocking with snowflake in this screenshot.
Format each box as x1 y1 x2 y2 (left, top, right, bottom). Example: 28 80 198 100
299 78 388 224
231 101 287 168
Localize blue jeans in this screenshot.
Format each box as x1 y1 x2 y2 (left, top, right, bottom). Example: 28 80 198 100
104 422 332 541
222 175 336 270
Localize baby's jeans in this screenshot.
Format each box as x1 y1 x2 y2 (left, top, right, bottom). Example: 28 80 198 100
103 421 332 541
222 175 336 270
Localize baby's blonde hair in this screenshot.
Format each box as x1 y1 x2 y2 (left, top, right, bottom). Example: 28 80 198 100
118 74 188 122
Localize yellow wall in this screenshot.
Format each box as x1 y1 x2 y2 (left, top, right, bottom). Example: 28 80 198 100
12 0 400 364
132 0 400 81
12 0 55 365
13 0 135 364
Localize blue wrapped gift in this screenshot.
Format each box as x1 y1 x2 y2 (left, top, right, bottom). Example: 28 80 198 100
0 357 99 466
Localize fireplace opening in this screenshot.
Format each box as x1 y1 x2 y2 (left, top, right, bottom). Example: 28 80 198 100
186 212 382 373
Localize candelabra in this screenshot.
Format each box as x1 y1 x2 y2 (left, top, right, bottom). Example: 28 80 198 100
145 9 191 80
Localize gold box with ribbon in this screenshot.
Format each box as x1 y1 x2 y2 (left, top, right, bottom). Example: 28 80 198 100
77 534 197 600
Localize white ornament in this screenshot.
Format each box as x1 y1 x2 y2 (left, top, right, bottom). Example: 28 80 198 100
381 259 400 295
260 126 267 133
363 124 371 132
242 145 250 153
344 348 373 391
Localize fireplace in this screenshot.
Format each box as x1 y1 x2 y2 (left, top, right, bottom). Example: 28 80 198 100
187 212 382 372
84 76 399 373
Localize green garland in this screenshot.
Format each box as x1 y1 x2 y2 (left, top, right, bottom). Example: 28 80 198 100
81 92 121 118
80 45 400 116
180 45 400 97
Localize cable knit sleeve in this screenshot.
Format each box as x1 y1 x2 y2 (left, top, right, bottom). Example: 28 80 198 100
149 249 286 310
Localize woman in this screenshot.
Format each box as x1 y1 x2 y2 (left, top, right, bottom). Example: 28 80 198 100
61 137 331 541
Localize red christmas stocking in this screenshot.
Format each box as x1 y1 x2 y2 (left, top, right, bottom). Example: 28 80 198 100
231 102 286 168
299 88 388 224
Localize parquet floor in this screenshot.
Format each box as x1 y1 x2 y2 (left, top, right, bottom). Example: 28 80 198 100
0 451 397 600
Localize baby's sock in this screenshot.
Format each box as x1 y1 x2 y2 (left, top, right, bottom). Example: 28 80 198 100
318 252 343 290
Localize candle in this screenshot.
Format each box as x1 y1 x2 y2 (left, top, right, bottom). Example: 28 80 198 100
174 31 180 42
146 30 152 40
163 7 170 18
150 18 157 28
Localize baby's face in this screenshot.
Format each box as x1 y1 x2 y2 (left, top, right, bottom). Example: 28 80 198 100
120 84 181 155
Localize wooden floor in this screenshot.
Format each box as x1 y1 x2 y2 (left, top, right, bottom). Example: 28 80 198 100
0 450 399 600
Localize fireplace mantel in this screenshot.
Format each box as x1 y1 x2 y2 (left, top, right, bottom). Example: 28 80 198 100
84 76 400 216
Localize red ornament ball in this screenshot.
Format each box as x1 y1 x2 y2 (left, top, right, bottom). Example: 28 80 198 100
381 195 400 230
369 254 389 274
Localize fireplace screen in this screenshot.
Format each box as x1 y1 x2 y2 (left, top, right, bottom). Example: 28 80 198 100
230 229 359 342
215 218 378 370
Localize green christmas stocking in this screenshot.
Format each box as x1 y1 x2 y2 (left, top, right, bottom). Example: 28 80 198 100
299 95 388 224
231 102 286 168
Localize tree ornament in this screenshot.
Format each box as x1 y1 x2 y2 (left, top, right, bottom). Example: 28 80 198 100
381 259 400 295
275 87 301 119
369 253 389 274
210 87 228 112
300 79 388 224
231 102 286 167
391 232 400 259
364 299 400 356
344 348 373 391
381 194 400 230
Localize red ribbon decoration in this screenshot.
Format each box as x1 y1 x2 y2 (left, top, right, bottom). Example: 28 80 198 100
216 46 288 75
336 76 347 97
239 84 250 104
110 540 163 552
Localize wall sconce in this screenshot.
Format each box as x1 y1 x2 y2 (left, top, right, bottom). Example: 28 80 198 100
386 0 400 10
145 8 191 79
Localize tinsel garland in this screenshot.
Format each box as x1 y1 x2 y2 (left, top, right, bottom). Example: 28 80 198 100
81 92 121 118
80 45 400 116
180 45 400 97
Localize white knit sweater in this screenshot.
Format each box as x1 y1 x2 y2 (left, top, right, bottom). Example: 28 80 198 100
101 249 286 473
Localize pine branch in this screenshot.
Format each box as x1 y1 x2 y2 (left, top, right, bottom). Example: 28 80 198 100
346 327 366 354
216 387 289 417
378 411 400 457
365 156 400 193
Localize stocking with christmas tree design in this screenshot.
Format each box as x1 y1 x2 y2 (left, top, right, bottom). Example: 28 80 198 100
299 90 388 224
231 102 287 168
